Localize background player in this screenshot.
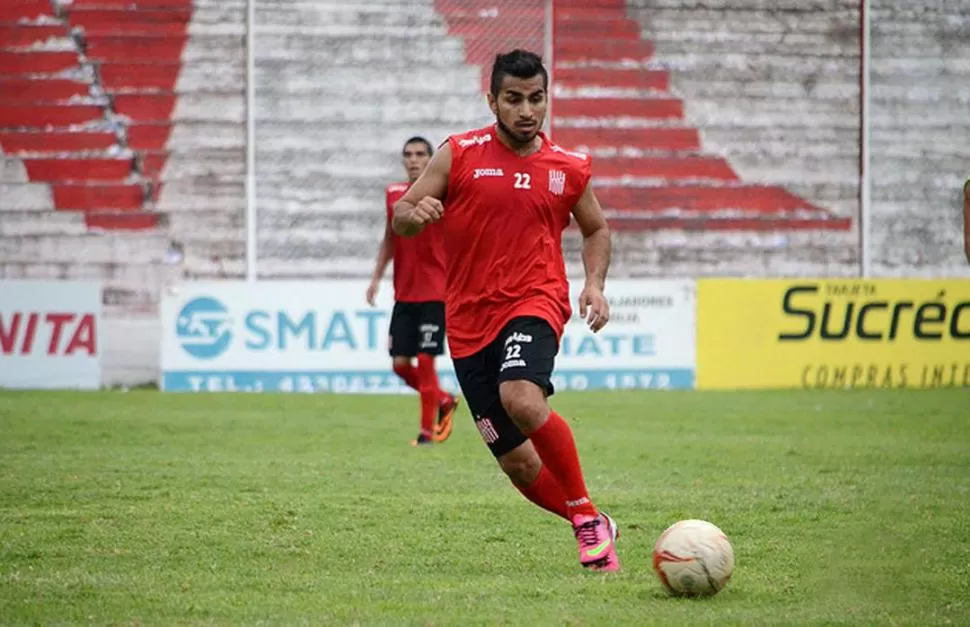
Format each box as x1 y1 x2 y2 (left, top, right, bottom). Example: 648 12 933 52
367 137 459 446
391 51 620 571
963 177 969 264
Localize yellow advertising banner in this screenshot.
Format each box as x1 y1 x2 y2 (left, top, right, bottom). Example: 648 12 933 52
696 279 970 390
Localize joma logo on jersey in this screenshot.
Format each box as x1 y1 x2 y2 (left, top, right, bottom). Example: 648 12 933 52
474 168 504 179
459 134 492 148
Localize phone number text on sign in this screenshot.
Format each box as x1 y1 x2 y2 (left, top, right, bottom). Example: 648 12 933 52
162 369 691 393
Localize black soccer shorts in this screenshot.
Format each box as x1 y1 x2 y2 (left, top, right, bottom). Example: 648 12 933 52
388 301 446 357
452 316 559 458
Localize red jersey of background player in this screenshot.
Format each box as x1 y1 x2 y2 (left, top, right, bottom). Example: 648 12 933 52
385 183 446 302
443 125 592 358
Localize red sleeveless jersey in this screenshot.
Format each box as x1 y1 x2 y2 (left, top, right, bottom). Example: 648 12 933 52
443 125 592 358
385 183 446 303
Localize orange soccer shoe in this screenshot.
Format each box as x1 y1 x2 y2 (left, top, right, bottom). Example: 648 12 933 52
434 394 459 442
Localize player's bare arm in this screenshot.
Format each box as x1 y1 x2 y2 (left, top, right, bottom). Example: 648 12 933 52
392 142 453 237
366 220 393 306
571 182 612 333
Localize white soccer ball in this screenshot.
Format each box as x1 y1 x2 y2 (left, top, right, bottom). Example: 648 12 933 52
652 519 735 597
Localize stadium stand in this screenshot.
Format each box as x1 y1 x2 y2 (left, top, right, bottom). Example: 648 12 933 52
0 0 243 315
1 0 966 329
442 0 853 230
252 1 489 279
868 0 970 276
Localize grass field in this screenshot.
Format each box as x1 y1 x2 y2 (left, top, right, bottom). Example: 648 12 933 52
1 389 968 626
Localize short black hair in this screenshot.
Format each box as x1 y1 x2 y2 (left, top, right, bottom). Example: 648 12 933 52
402 136 433 156
490 49 548 97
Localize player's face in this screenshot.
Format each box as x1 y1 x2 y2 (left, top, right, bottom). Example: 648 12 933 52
402 142 431 182
489 74 547 146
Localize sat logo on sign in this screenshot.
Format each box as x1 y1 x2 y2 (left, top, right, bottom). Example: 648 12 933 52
176 297 233 359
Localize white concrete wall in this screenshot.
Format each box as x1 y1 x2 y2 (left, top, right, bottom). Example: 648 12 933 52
624 0 861 277
251 1 489 278
868 0 970 277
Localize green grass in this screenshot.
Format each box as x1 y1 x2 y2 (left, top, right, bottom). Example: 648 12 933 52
1 390 968 626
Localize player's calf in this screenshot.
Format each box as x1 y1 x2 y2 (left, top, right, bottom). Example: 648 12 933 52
501 442 571 521
499 380 598 520
497 440 543 488
392 357 419 391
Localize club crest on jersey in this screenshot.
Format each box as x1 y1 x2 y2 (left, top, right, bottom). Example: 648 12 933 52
474 167 505 179
548 169 566 196
459 134 492 148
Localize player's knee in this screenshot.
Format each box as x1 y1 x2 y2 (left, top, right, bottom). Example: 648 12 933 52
392 357 411 374
499 380 548 433
497 441 542 488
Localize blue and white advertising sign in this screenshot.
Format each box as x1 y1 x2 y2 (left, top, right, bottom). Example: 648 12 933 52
558 279 695 390
160 279 695 393
160 280 442 393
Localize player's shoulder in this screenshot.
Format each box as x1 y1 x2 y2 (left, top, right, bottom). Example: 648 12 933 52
544 137 592 170
385 182 410 195
447 125 495 152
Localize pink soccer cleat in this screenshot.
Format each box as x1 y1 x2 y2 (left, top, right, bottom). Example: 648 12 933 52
601 511 620 542
572 513 621 572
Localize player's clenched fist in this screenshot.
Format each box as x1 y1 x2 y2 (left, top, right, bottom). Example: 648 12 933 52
410 197 444 225
392 196 444 237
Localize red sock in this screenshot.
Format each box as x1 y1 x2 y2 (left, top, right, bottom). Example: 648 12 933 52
527 411 598 519
392 361 420 391
415 355 439 437
516 464 569 520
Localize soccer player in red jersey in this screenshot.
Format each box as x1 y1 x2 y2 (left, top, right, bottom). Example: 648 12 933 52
391 51 620 572
367 136 459 447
